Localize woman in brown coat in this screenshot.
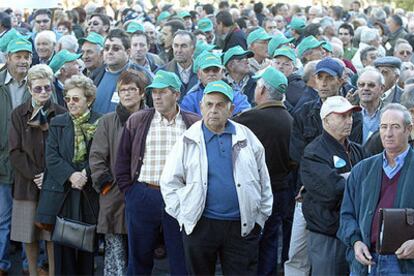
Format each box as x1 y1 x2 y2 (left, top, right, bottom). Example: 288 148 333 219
9 64 66 276
89 70 148 275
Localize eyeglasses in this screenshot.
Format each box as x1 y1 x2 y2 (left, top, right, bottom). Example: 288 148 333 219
399 51 412 55
104 45 124 52
119 87 139 94
32 85 52 93
36 19 50 24
88 21 100 26
64 96 82 103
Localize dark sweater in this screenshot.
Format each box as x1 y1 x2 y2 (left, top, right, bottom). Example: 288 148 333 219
233 101 293 191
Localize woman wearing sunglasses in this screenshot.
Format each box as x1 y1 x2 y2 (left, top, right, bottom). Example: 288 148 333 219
89 70 148 275
9 64 66 276
36 74 101 275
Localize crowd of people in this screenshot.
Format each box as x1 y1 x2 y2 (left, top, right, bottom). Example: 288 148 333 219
1 0 414 275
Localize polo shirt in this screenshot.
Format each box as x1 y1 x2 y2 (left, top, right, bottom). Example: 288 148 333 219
202 121 240 220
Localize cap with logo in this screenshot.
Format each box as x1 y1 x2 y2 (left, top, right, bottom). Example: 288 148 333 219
49 50 82 73
253 66 288 93
197 18 213 33
146 70 182 91
178 11 191 19
7 37 32 54
322 41 333 53
296 35 324 57
0 28 24 52
204 80 234 102
78 32 104 47
315 57 344 77
288 17 306 31
194 51 224 73
268 34 294 57
157 11 171 24
272 46 296 64
223 45 254 66
320 95 361 120
247 27 272 47
126 21 145 33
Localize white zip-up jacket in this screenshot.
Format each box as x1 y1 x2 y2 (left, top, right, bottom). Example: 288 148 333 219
160 120 273 236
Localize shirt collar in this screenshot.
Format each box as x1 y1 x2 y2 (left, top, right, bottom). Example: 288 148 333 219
383 146 410 168
177 62 192 74
361 102 382 118
202 120 236 143
154 105 181 125
5 70 27 86
382 85 396 100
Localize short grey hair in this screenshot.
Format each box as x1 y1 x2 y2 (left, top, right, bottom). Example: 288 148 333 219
57 35 79 53
359 67 385 86
380 103 412 126
303 60 319 83
27 64 54 87
360 28 379 44
35 30 57 45
64 75 96 102
400 86 414 110
257 78 284 101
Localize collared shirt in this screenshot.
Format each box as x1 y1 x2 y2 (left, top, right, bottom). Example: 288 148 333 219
248 57 271 73
5 71 27 109
382 85 396 102
177 62 192 84
382 146 410 179
138 108 187 185
225 72 250 93
202 120 240 220
361 104 381 144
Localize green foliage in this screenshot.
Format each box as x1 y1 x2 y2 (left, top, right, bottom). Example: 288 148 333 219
376 0 414 11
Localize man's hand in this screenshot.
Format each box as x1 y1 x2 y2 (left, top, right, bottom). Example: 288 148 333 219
354 241 375 266
346 88 359 105
396 240 414 259
33 173 44 189
69 172 87 190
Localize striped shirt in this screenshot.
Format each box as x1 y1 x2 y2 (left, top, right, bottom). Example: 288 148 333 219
138 108 187 185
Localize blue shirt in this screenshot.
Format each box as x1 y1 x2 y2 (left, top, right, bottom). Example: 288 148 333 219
92 69 122 114
362 106 381 144
202 121 240 220
382 147 410 178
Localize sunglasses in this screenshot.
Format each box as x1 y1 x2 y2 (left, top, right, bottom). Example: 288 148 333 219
399 51 412 55
64 96 82 103
32 85 52 93
36 19 50 24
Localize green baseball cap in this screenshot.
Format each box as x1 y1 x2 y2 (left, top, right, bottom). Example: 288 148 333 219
194 40 216 59
204 80 234 102
178 11 191 19
0 28 24 52
196 51 224 71
272 47 296 64
288 17 306 31
197 18 213 33
78 32 104 47
253 66 288 93
296 35 324 57
146 70 182 91
49 50 81 73
322 41 332 53
7 37 32 54
157 11 171 24
223 45 254 66
247 27 272 47
126 21 145 33
268 34 294 57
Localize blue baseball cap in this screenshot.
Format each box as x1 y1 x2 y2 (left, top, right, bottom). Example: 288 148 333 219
314 57 344 77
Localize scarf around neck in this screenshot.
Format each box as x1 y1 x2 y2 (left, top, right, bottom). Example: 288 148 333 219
71 110 99 164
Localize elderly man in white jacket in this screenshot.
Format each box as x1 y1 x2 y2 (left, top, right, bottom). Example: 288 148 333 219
160 79 273 275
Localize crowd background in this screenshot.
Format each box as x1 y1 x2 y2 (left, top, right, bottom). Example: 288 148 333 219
1 0 414 275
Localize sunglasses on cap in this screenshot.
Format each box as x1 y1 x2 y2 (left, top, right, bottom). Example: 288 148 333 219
32 85 52 93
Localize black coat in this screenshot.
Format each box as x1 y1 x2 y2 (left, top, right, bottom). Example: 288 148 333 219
223 26 247 52
301 131 366 236
286 73 306 108
233 101 293 191
36 111 101 225
292 86 318 114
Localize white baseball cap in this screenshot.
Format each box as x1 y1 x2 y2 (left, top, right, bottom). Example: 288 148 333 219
320 96 361 120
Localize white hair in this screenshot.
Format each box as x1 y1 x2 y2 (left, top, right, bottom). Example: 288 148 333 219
84 2 98 15
361 28 379 44
57 35 79 53
35 30 56 45
143 21 155 30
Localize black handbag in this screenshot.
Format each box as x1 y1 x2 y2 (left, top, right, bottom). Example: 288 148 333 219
52 189 97 253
